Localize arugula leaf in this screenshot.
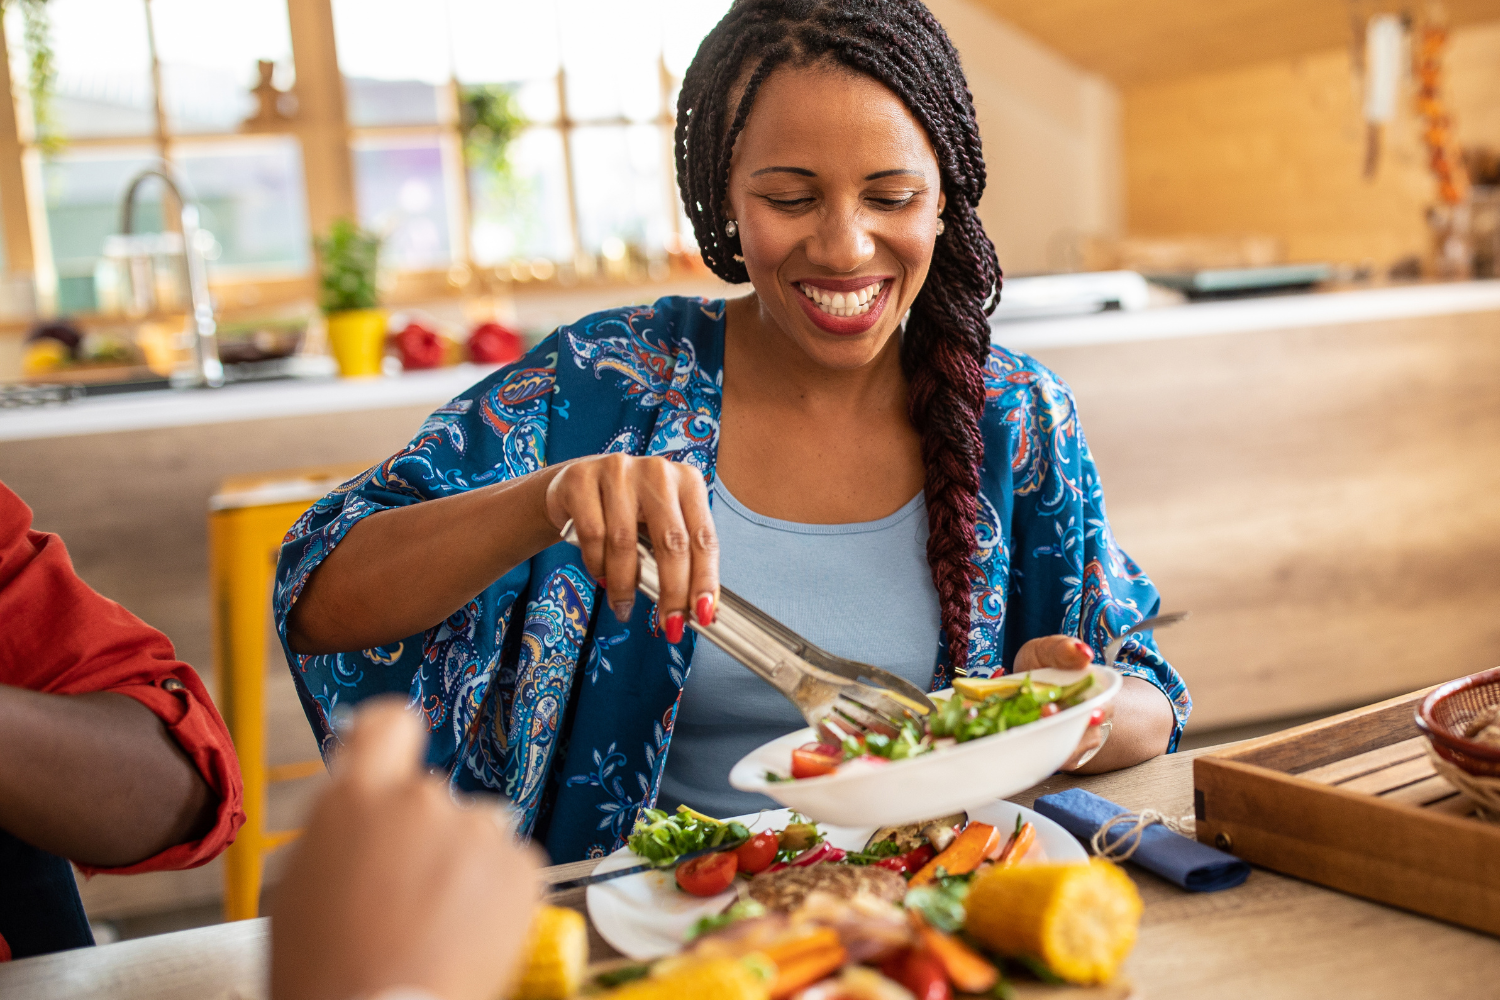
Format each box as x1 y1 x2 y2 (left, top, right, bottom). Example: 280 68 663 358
904 875 971 933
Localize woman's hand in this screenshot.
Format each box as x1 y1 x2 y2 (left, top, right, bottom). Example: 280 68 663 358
545 455 720 642
270 699 543 1000
1011 634 1174 774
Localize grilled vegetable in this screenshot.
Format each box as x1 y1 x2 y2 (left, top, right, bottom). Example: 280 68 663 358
994 819 1035 867
879 947 951 1000
510 905 588 1000
963 860 1142 985
600 956 771 1000
911 914 1000 993
908 822 1001 887
864 813 966 855
760 927 848 999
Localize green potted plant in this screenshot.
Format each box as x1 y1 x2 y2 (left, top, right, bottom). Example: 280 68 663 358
316 218 385 377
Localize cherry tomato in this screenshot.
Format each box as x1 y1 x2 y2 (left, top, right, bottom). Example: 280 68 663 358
791 742 843 779
1040 702 1060 718
675 851 738 897
880 948 952 1000
734 830 779 874
873 843 936 877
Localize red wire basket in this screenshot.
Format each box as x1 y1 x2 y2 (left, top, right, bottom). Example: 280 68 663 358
1416 667 1500 778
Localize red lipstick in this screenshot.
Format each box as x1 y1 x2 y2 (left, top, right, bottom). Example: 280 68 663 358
791 277 893 336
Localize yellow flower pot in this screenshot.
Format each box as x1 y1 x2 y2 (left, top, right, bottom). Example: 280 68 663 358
326 308 387 378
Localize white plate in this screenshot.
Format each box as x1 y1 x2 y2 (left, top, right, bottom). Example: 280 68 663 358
729 667 1122 828
586 802 1086 960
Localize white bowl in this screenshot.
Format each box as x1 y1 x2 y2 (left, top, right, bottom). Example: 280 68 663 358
728 666 1122 828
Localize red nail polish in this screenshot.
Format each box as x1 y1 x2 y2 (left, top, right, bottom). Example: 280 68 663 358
1074 639 1094 658
665 612 685 644
1088 708 1106 726
597 577 607 588
695 595 716 627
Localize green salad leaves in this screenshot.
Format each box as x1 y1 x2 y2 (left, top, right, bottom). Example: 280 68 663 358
627 806 750 867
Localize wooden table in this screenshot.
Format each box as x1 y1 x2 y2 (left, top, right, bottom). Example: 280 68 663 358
5 745 1498 1000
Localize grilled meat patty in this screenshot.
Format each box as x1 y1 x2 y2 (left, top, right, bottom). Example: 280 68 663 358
744 864 908 913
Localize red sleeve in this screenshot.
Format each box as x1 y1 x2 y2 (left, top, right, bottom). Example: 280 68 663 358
0 482 245 875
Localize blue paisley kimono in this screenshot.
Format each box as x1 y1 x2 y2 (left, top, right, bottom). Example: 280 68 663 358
274 295 1190 863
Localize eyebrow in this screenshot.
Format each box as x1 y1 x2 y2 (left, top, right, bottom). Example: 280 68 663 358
749 167 925 180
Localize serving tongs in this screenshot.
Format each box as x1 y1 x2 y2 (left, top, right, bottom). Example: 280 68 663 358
560 521 935 740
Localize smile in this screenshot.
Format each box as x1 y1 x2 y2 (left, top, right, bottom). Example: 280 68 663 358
797 280 888 319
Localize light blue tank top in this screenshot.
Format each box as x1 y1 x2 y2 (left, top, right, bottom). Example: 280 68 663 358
656 478 941 818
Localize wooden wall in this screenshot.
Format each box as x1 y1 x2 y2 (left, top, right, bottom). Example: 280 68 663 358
1023 308 1500 731
1123 20 1500 269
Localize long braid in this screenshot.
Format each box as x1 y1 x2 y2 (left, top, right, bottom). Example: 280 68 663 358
677 0 1002 677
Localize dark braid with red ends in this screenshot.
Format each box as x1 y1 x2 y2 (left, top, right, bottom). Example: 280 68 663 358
676 0 1002 679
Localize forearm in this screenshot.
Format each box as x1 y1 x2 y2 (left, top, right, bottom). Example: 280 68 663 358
1070 676 1176 775
287 464 570 655
0 686 216 867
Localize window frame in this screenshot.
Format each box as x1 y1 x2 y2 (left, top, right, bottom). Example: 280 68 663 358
0 0 700 321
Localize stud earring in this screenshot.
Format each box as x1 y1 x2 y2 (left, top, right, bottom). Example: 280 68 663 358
724 219 738 237
935 218 946 235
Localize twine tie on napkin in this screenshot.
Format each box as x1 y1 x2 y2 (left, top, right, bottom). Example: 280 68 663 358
1035 788 1250 892
1090 810 1196 861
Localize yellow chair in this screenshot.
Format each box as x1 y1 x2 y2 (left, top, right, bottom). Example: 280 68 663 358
210 462 372 920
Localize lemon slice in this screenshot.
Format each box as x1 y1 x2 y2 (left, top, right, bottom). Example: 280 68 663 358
952 675 1028 701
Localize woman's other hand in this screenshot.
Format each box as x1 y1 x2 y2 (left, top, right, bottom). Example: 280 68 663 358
270 699 543 1000
546 454 719 641
1012 634 1174 774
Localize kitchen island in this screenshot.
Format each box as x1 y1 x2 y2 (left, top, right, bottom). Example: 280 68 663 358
3 734 1496 1000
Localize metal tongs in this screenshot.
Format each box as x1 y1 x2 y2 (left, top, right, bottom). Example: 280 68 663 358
560 521 934 739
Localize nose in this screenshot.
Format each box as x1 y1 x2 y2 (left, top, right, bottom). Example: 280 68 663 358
804 200 874 274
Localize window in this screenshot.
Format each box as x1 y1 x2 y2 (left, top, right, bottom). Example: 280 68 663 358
4 0 309 314
0 0 732 322
332 0 731 278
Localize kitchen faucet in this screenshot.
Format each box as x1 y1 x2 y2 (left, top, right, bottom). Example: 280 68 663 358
119 163 224 389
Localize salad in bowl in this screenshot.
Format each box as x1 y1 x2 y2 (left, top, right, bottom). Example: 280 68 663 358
729 666 1122 827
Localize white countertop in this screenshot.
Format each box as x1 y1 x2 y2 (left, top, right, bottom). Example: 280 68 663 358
991 278 1500 350
2 280 1497 443
0 363 499 443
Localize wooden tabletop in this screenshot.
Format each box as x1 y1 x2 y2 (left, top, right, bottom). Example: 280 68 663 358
5 745 1498 1000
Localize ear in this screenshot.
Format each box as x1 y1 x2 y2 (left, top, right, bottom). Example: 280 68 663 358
937 188 947 219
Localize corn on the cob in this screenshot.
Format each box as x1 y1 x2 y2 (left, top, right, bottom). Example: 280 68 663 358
963 859 1142 985
600 957 771 1000
510 905 588 1000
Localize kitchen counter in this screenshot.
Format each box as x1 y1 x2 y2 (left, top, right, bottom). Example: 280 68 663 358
4 280 1498 444
0 364 500 443
4 737 1497 1000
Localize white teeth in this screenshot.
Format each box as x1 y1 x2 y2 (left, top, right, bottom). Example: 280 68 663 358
797 280 885 319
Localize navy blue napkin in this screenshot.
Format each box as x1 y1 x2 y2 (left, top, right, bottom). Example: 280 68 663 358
1034 788 1250 892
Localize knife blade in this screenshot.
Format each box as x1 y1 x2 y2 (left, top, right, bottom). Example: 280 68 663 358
549 839 748 893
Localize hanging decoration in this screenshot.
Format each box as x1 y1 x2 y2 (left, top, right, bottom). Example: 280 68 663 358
1413 14 1469 205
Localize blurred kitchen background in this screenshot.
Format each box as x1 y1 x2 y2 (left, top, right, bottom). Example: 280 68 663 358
1 0 1498 943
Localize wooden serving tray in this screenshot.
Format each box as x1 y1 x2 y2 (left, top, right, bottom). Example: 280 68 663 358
1193 685 1500 936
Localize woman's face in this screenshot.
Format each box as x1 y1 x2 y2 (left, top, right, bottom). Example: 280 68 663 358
725 63 946 372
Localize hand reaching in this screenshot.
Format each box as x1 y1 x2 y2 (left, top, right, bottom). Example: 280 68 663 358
271 699 544 1000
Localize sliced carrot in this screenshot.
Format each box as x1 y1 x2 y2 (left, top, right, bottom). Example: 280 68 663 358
767 942 848 999
760 927 842 968
912 917 1001 993
995 822 1036 867
909 821 1001 887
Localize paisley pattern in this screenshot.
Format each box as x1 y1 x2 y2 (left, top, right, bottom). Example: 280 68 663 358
273 295 1189 864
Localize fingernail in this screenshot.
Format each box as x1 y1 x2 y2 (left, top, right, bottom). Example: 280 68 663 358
1088 708 1106 726
664 612 685 644
611 599 634 622
695 594 716 627
1074 639 1094 659
597 576 606 587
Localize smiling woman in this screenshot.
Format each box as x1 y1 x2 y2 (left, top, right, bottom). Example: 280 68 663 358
273 0 1189 861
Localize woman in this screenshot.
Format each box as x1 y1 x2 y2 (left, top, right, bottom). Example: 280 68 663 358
276 0 1189 863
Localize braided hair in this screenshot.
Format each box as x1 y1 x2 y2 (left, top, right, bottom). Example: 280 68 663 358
675 0 1002 677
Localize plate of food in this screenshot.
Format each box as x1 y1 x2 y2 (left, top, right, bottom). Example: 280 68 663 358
729 666 1123 827
585 801 1086 961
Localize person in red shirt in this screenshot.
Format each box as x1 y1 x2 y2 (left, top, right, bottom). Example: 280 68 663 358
0 480 244 961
